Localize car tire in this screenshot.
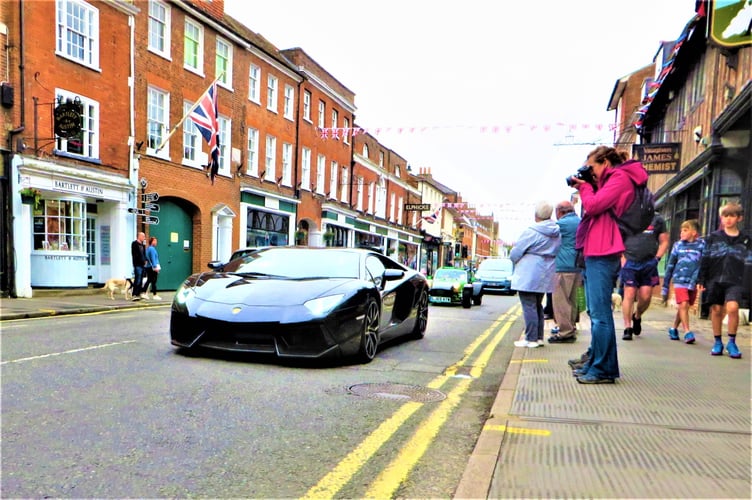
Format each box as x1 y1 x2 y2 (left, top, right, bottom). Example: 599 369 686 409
356 297 380 363
462 290 472 309
411 288 429 339
473 293 483 306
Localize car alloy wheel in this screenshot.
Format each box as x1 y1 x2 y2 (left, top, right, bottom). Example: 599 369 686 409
357 298 380 363
412 289 429 339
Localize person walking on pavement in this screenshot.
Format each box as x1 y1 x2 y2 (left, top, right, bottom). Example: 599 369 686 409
130 232 147 301
143 236 162 301
620 212 670 340
697 201 752 359
661 219 705 344
548 201 582 343
569 146 649 384
510 201 562 348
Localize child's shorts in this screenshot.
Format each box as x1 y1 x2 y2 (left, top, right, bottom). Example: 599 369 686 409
674 287 697 305
705 283 744 306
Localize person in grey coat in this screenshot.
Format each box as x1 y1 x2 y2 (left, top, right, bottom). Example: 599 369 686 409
510 201 562 348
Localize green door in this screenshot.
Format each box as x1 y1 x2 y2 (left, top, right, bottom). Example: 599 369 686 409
148 199 193 291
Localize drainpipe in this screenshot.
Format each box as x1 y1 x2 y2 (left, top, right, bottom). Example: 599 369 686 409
6 0 27 297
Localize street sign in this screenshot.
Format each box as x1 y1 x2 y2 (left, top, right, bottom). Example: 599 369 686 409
141 192 159 202
127 207 148 215
142 216 159 225
143 203 160 212
405 203 431 211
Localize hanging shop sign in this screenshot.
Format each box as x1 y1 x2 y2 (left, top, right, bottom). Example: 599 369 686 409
53 98 83 138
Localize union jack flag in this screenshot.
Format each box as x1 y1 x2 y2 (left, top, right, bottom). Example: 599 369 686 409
189 82 220 184
421 206 441 224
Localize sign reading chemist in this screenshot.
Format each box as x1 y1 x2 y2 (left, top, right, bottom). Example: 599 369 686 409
53 98 83 138
632 143 681 174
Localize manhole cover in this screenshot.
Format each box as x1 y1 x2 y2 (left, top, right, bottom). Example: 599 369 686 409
348 383 446 403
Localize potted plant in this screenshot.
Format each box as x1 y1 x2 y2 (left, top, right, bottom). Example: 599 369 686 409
19 187 42 209
323 230 335 245
294 230 306 244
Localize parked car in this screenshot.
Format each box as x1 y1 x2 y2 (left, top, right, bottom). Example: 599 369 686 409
475 258 515 295
427 267 483 308
171 247 429 364
207 247 266 270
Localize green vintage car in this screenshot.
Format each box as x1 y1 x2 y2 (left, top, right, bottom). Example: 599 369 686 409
427 267 483 308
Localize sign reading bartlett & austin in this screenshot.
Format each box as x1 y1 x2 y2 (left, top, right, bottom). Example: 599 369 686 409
632 143 681 174
53 98 83 138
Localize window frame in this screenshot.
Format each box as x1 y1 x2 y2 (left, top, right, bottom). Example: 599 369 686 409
267 74 278 112
54 89 100 160
215 37 233 89
146 85 170 159
301 147 311 190
147 0 171 59
183 18 204 75
248 64 261 104
56 0 100 69
265 135 276 181
283 84 294 120
182 100 202 168
303 90 312 122
246 127 259 177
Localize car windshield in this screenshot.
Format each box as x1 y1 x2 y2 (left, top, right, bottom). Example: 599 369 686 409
478 259 513 273
435 269 466 281
221 248 361 279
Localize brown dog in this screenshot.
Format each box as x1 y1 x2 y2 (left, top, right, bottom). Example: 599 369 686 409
103 278 133 300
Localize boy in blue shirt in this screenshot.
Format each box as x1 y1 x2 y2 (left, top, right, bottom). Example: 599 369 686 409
662 219 705 344
698 202 752 359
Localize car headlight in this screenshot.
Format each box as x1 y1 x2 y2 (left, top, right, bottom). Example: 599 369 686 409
175 282 196 305
304 294 344 316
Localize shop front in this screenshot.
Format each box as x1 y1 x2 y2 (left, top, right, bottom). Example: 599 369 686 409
13 157 132 295
240 188 299 249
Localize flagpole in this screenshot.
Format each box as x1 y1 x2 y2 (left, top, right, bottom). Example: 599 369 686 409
154 71 225 153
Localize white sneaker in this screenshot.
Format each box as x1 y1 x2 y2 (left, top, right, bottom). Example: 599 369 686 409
152 295 162 301
140 294 149 300
537 340 546 347
514 340 540 348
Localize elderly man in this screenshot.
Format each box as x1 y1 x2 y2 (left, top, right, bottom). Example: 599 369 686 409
548 201 582 343
511 201 562 348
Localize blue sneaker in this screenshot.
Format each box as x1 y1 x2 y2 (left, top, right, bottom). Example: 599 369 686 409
711 339 724 356
668 328 680 340
726 341 742 359
550 326 560 334
683 331 695 344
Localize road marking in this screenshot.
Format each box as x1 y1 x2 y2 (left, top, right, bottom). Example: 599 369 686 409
366 309 516 499
302 304 521 499
484 424 551 436
510 359 549 364
0 341 136 365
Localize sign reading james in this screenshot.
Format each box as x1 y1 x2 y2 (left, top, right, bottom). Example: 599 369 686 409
405 203 431 211
53 99 83 138
632 143 681 173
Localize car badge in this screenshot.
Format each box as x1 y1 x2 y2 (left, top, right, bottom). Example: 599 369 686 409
232 306 242 315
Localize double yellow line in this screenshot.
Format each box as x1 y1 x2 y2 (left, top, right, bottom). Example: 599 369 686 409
303 304 521 499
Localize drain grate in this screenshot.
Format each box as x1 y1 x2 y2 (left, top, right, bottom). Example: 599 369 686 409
348 383 446 403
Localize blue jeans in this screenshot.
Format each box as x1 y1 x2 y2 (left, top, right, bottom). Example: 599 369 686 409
580 256 621 379
518 291 544 343
133 265 145 296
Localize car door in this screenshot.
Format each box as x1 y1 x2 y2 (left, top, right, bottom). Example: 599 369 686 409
365 255 397 334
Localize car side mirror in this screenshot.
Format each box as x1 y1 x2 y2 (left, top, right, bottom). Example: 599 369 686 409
383 269 405 281
207 261 224 271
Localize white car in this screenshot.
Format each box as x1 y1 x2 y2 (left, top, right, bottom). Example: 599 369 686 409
475 258 515 295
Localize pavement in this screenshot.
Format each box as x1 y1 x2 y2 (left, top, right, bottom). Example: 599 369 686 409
2 290 750 498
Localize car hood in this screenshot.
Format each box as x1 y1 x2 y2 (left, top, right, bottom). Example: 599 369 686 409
189 273 351 306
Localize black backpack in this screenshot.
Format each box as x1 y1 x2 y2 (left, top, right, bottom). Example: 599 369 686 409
610 180 656 238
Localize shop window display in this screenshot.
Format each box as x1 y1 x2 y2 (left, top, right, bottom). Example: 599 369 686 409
33 199 86 251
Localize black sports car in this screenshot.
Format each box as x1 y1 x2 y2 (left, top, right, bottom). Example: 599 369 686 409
170 247 429 363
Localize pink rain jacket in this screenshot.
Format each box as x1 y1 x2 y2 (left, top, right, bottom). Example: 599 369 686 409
575 160 649 258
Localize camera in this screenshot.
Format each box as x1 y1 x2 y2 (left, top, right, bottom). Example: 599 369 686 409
566 165 595 187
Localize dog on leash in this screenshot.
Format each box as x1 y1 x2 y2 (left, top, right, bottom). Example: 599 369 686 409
611 293 623 310
103 278 133 300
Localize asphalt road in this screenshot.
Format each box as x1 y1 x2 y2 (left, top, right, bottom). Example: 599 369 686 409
1 294 522 498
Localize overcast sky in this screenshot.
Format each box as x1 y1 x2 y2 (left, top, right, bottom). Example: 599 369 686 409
225 0 695 241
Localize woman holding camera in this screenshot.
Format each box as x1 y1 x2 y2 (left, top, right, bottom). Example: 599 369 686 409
568 146 648 384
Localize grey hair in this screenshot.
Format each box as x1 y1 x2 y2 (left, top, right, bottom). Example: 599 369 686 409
535 201 553 220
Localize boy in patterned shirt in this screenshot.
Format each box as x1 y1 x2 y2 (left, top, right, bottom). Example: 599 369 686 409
698 202 752 359
662 219 705 344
